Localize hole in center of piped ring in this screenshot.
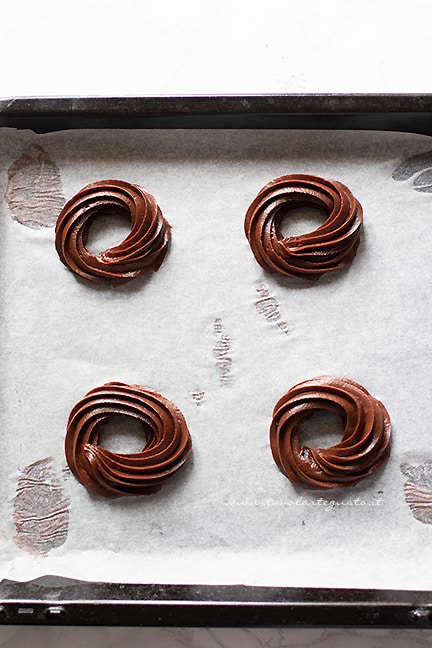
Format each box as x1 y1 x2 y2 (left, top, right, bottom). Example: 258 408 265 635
83 206 131 255
296 409 346 452
96 413 149 454
277 204 328 239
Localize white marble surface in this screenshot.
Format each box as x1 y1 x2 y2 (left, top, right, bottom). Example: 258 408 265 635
0 0 431 96
1 0 432 645
3 627 432 647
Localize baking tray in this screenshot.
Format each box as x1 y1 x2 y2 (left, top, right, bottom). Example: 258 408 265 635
1 93 432 628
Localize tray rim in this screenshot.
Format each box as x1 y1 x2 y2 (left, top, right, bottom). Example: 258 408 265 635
1 93 432 134
2 579 432 628
1 93 432 628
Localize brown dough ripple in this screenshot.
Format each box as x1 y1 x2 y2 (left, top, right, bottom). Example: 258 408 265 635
65 382 192 498
244 174 363 279
270 376 391 489
55 179 170 285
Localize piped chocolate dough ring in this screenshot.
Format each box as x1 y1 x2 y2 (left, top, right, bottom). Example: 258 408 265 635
65 382 192 498
270 376 391 489
55 180 171 284
244 174 363 279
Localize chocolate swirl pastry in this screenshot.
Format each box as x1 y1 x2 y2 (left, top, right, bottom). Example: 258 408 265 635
65 382 192 498
55 180 170 284
244 174 363 279
270 376 391 489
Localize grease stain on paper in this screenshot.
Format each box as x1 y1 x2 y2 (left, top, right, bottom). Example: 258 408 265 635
401 460 432 525
254 283 289 335
13 457 70 557
5 144 64 227
190 389 206 406
213 318 233 387
393 149 432 192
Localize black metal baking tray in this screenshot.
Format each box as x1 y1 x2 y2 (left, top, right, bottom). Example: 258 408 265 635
2 578 432 627
0 93 432 134
1 94 432 628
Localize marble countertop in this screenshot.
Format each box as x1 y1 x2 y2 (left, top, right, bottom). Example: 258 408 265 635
3 626 432 647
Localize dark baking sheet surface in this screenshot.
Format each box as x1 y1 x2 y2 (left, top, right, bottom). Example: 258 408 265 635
2 578 432 627
0 94 432 134
1 94 432 628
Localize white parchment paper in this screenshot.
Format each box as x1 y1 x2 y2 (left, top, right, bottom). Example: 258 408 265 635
0 127 432 589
